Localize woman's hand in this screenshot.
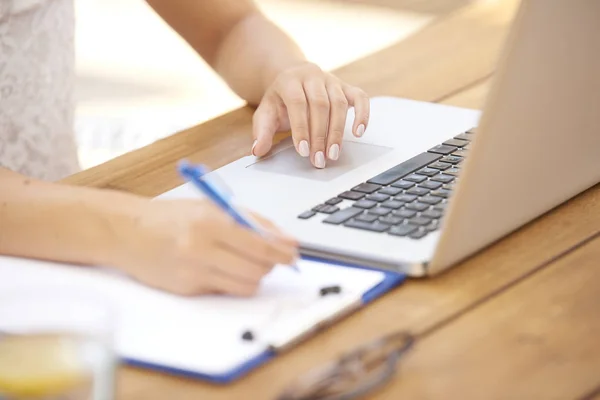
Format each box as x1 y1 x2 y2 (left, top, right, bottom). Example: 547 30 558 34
251 62 370 169
118 198 298 297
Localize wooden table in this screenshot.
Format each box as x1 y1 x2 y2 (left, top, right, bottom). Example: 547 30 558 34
63 1 600 398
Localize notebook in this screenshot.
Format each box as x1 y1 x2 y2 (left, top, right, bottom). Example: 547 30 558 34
0 254 404 383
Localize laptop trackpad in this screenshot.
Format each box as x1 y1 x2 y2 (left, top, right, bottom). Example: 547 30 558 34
246 140 393 181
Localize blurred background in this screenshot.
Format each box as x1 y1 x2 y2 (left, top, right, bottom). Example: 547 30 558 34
74 0 471 169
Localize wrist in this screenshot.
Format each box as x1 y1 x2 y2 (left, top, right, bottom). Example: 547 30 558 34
94 191 151 272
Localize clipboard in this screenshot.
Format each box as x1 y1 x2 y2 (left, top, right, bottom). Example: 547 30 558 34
0 255 405 384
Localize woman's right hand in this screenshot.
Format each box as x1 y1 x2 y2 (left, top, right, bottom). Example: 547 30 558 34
116 198 298 297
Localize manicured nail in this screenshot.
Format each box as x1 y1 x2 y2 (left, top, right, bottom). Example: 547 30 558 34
356 124 365 137
315 151 326 168
299 140 310 157
328 144 340 160
251 140 258 155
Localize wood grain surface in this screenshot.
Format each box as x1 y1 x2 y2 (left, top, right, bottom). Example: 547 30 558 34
376 232 600 400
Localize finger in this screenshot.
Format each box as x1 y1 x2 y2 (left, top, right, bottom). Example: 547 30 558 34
277 80 310 158
215 221 298 266
325 82 349 161
343 86 370 137
303 78 330 168
252 96 280 157
206 265 259 297
211 246 272 283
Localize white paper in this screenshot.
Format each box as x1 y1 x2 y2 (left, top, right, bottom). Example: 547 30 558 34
0 256 385 377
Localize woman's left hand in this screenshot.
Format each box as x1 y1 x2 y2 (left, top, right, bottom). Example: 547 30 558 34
251 62 370 169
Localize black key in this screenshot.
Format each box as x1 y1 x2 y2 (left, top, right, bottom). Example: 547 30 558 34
366 193 390 202
440 155 462 164
323 207 363 225
420 195 443 205
352 183 382 194
431 189 452 198
313 204 340 214
356 213 378 223
404 174 427 183
344 220 389 233
431 174 454 183
367 152 441 185
381 200 404 209
455 132 475 141
409 229 428 239
368 207 392 217
422 209 443 219
391 180 415 190
416 167 439 177
393 209 417 218
429 161 452 171
378 186 402 196
428 144 457 155
312 204 326 212
379 215 403 225
443 138 468 147
338 191 365 201
442 183 455 190
395 194 418 203
354 199 377 209
466 127 478 134
388 224 418 237
433 203 447 212
320 205 340 214
453 149 469 158
409 216 432 226
443 167 461 177
406 187 429 196
325 197 343 205
425 221 440 232
298 210 316 219
405 202 430 212
419 180 443 190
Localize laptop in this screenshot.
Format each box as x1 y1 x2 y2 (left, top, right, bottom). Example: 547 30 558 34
163 0 600 277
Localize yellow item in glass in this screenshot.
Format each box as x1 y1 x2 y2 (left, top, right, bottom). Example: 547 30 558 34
0 334 91 398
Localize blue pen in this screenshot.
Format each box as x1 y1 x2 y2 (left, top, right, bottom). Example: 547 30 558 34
178 161 300 272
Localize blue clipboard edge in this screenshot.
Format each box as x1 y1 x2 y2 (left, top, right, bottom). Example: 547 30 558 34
300 255 407 304
123 350 276 385
120 256 406 384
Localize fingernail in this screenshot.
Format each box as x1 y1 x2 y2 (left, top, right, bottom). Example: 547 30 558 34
299 140 310 157
356 124 365 137
315 151 326 168
251 140 258 155
328 144 340 160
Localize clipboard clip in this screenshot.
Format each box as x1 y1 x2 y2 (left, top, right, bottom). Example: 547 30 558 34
244 292 363 353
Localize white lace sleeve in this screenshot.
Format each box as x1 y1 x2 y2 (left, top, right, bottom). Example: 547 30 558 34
0 0 80 181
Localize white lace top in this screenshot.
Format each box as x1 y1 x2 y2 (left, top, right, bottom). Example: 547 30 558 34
0 0 80 181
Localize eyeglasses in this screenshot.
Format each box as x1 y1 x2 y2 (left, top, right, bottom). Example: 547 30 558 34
277 331 415 400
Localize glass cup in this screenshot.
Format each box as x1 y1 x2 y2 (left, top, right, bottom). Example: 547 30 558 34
0 289 117 400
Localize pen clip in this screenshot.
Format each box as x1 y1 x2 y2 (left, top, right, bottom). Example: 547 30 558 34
178 161 263 231
178 161 233 201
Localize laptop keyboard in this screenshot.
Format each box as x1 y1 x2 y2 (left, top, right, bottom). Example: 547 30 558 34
297 128 476 239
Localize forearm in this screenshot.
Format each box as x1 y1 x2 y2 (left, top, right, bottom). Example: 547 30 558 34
213 12 307 105
146 0 307 105
0 168 143 268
